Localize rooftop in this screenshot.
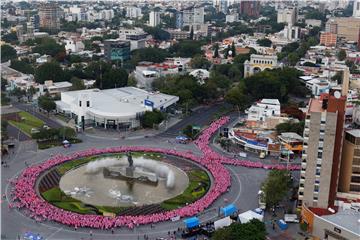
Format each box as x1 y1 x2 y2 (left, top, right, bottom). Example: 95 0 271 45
321 208 360 236
346 129 360 138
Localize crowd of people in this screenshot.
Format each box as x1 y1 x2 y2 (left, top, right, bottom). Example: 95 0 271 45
9 117 299 229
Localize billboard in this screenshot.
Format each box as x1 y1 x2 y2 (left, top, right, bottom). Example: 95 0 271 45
144 99 154 107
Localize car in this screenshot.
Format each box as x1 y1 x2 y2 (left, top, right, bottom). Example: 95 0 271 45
43 125 50 130
31 128 40 134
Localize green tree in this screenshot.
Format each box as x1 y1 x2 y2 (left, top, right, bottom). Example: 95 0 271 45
190 55 211 69
100 68 128 89
287 52 299 66
2 32 18 44
131 47 170 65
1 44 17 63
35 62 68 84
58 127 76 140
256 38 272 47
10 59 34 74
213 43 219 58
141 110 164 128
275 121 305 136
231 41 236 57
38 95 56 115
143 26 170 41
225 85 249 111
337 49 347 61
169 40 203 58
70 77 86 90
261 170 292 209
10 87 26 101
213 219 266 240
331 71 343 84
32 37 66 61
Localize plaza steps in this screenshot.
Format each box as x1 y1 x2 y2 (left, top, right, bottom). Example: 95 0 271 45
119 204 164 216
38 169 61 193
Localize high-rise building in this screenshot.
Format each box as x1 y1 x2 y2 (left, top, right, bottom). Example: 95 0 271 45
239 0 260 18
213 0 228 14
353 0 360 17
299 84 348 209
126 7 142 19
326 17 360 42
149 11 161 27
277 7 297 25
176 7 204 29
338 129 360 198
104 40 131 62
39 3 61 32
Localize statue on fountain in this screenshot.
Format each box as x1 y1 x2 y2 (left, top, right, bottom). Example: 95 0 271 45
103 152 158 185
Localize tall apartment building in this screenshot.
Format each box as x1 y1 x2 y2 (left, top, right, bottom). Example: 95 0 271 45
239 0 260 18
126 7 142 19
277 7 297 25
320 32 337 47
354 0 360 17
299 89 347 209
176 7 204 29
149 11 161 27
326 17 360 42
39 3 61 32
213 0 228 14
338 129 360 198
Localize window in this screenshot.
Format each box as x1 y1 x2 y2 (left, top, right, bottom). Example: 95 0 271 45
316 163 322 168
316 168 321 176
314 185 319 192
317 152 322 159
314 195 318 200
86 101 90 107
79 101 82 107
315 179 320 184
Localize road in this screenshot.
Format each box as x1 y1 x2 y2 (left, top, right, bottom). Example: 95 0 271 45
158 103 229 138
6 124 30 142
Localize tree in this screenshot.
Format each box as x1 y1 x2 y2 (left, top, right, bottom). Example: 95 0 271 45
32 37 66 61
212 219 266 240
275 121 305 136
190 55 211 69
100 68 128 89
331 71 343 84
287 52 299 66
337 49 347 61
70 77 86 90
256 38 272 47
10 87 26 101
143 26 170 41
1 44 17 63
38 95 56 115
35 62 68 84
169 40 203 58
141 110 164 128
225 85 249 111
2 32 18 44
131 47 170 65
189 26 194 40
58 127 76 140
213 43 219 58
231 41 236 57
10 59 34 74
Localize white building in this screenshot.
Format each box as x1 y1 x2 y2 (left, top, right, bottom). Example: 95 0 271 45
36 55 51 64
118 27 148 51
55 87 179 130
213 0 228 14
277 7 297 25
226 13 238 23
149 11 161 27
246 99 281 122
44 80 72 96
64 39 85 53
189 69 210 85
126 7 142 19
354 0 360 18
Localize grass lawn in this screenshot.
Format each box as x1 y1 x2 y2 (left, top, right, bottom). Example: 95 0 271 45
8 111 44 136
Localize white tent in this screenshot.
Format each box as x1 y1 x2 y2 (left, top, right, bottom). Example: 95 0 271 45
238 210 263 224
214 216 232 230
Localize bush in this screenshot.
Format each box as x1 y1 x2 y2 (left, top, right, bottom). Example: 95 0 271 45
141 110 165 128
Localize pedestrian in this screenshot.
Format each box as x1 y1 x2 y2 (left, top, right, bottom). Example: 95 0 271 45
111 228 114 234
90 230 93 236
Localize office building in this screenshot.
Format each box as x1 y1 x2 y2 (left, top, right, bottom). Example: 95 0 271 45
39 3 61 32
338 129 360 197
320 32 337 47
103 40 130 62
149 11 161 27
298 87 348 209
118 28 147 51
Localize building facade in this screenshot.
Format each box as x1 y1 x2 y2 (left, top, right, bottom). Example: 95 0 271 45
39 3 61 32
103 40 130 62
326 17 360 42
176 7 204 29
298 91 347 209
354 0 360 17
239 0 260 17
320 32 337 47
126 7 142 19
277 7 297 25
338 129 360 197
149 11 161 27
244 54 279 77
246 99 281 122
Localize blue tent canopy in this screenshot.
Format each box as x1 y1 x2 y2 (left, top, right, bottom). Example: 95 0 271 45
221 204 237 217
184 217 200 229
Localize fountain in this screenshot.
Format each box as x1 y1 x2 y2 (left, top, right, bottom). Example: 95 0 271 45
103 152 158 185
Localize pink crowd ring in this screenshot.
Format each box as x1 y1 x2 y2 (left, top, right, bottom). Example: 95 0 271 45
10 117 300 229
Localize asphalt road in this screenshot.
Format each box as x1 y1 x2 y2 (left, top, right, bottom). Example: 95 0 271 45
6 124 30 142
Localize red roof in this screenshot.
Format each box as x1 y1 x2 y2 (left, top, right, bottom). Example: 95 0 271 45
309 206 338 216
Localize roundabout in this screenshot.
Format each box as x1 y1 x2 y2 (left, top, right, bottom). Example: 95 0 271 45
3 116 300 239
